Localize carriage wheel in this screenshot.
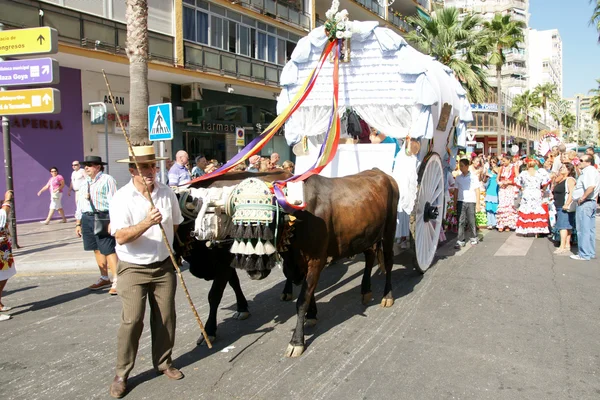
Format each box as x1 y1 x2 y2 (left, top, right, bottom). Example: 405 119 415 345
410 153 444 273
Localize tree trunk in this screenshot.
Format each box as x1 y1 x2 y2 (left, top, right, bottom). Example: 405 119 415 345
525 117 529 156
496 65 503 155
126 0 150 146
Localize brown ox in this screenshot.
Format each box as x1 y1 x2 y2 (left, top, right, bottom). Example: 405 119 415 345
281 168 399 357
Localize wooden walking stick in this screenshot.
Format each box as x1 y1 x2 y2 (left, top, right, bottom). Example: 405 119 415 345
102 70 212 348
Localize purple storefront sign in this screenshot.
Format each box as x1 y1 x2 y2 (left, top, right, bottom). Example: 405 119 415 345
0 58 59 86
0 66 83 222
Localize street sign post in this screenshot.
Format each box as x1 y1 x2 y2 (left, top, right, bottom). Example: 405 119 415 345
148 103 173 183
0 58 59 86
235 127 245 147
90 102 109 174
148 103 173 141
0 88 61 115
0 27 58 57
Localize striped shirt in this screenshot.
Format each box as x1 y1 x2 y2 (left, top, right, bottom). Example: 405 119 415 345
75 172 118 220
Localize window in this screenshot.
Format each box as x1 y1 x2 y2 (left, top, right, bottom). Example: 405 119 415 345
257 31 267 61
211 15 228 50
228 20 237 53
183 2 295 65
197 11 208 44
183 6 195 41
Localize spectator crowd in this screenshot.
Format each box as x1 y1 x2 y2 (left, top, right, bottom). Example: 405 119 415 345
446 145 599 261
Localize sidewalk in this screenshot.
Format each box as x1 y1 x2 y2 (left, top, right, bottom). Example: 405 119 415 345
12 218 98 275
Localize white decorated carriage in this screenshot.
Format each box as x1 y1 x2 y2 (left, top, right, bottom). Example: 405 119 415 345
275 10 473 272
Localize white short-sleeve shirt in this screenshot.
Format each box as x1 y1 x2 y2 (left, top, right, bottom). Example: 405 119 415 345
71 168 86 191
109 180 184 265
573 165 600 201
455 172 480 203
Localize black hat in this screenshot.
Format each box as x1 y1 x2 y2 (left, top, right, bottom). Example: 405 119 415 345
79 155 108 165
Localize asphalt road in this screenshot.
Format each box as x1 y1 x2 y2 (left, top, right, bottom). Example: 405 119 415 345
1 230 599 400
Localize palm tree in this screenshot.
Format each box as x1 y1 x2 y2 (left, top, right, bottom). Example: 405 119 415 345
589 78 600 121
406 7 491 103
482 13 526 155
533 82 558 127
511 90 540 155
126 0 150 146
590 1 600 41
561 113 576 139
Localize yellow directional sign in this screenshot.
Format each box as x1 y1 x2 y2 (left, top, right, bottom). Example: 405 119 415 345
0 27 58 57
0 88 61 115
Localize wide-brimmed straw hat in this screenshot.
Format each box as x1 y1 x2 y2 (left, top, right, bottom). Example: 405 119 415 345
116 145 168 163
79 155 108 165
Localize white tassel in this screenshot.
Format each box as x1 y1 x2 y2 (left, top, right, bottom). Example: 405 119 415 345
244 241 255 255
237 240 246 255
264 240 276 255
255 240 265 255
230 239 240 254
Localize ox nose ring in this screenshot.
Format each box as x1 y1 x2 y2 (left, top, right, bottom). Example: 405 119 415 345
423 202 439 223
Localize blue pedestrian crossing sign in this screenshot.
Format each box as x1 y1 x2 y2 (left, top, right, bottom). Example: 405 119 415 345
148 103 173 141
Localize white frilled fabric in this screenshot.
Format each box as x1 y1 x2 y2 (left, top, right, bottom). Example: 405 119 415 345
277 21 474 232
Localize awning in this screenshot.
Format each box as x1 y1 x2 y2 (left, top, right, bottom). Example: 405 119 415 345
417 8 431 21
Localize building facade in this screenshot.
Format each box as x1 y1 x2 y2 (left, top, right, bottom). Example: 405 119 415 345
0 0 431 221
527 29 563 97
566 94 600 146
444 0 530 95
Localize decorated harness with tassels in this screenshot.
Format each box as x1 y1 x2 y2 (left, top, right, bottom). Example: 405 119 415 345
178 178 298 271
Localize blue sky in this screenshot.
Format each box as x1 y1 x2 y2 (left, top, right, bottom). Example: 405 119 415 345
528 0 599 98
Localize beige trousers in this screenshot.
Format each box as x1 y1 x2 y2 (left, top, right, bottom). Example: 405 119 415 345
115 258 177 378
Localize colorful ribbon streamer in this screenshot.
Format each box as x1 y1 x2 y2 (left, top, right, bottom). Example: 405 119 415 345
188 39 336 185
273 40 342 212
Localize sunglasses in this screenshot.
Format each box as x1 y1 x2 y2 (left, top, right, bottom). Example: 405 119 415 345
72 164 79 167
50 170 58 173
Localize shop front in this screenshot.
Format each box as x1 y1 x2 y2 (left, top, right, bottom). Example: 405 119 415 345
173 88 291 167
0 67 83 222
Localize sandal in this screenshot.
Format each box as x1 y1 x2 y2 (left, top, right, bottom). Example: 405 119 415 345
0 306 13 312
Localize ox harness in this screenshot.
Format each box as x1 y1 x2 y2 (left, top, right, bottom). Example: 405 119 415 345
178 178 297 271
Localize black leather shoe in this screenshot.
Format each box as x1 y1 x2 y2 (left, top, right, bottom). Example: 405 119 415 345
109 375 127 398
158 366 184 380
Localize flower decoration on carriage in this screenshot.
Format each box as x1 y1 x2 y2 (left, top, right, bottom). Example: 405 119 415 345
324 0 353 41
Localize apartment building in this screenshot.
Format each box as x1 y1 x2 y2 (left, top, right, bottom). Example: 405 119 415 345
527 28 562 96
444 0 529 96
566 94 600 145
0 0 430 221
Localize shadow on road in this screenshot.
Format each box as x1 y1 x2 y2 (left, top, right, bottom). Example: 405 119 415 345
172 253 425 364
9 287 106 316
2 285 38 296
13 239 81 256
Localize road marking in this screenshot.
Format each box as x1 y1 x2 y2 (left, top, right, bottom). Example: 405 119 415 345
494 232 534 256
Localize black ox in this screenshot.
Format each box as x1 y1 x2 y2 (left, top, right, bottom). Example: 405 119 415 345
178 169 399 357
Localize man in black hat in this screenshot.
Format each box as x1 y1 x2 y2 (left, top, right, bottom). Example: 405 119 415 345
74 156 119 295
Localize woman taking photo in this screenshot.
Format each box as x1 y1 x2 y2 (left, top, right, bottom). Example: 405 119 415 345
496 156 519 231
552 163 577 254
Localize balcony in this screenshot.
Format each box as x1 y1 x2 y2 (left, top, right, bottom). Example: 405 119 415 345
238 0 311 31
0 0 175 63
414 0 430 11
502 65 527 75
505 51 526 62
387 13 411 33
184 42 281 86
351 0 385 20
